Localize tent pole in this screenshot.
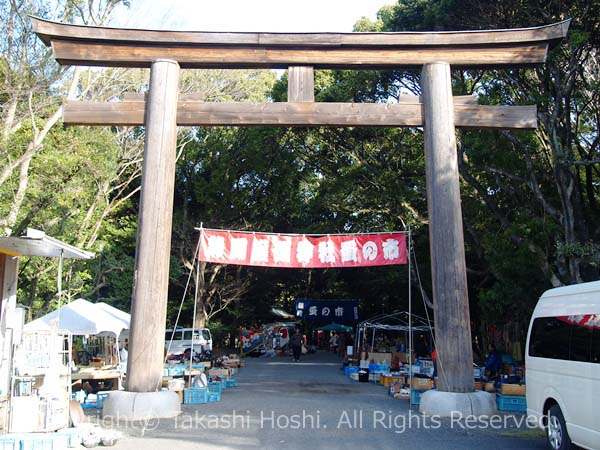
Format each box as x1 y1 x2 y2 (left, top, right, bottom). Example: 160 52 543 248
408 228 413 406
190 244 200 381
371 328 376 353
57 250 64 308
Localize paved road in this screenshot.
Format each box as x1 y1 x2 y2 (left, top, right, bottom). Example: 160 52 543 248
92 352 547 450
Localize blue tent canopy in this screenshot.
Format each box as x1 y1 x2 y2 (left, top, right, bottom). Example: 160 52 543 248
317 323 352 332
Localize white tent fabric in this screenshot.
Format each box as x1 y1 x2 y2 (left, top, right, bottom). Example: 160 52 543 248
24 298 130 336
96 302 130 330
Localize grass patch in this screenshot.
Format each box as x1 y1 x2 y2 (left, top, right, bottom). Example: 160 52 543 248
496 429 545 439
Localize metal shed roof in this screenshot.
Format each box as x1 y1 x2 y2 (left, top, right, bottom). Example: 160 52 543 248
0 228 94 259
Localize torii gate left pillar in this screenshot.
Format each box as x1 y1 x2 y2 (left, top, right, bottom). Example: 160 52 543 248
127 59 180 392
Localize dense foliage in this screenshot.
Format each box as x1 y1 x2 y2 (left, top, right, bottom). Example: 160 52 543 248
1 0 598 349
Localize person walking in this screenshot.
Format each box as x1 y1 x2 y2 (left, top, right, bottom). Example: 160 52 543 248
290 328 304 362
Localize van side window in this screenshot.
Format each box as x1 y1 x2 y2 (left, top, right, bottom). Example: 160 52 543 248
529 317 571 360
529 315 597 363
570 318 592 362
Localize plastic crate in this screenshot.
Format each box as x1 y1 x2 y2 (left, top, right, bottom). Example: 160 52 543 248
55 429 81 448
368 363 388 374
207 391 221 402
410 389 427 406
225 379 238 388
208 381 223 394
19 433 69 450
96 392 110 408
183 387 209 404
0 436 19 450
344 366 360 376
169 366 185 377
496 394 527 412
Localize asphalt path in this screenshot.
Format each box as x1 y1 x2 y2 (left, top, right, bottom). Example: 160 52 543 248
91 351 547 450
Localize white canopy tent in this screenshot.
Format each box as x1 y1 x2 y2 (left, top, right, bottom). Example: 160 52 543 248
24 298 129 337
356 311 433 353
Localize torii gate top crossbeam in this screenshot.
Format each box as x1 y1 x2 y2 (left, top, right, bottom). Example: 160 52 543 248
30 17 569 69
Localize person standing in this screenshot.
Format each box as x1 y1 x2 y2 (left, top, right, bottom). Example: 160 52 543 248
484 343 501 379
330 332 339 354
290 328 304 362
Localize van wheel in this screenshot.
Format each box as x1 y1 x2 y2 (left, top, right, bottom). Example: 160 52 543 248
547 405 572 450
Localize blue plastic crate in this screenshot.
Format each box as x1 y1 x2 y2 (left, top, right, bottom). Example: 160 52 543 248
0 436 19 450
410 389 427 405
207 391 221 402
54 429 81 448
183 387 209 404
368 363 388 374
169 366 185 376
496 394 527 412
96 392 110 408
225 379 238 388
19 433 69 450
208 381 223 394
344 366 360 376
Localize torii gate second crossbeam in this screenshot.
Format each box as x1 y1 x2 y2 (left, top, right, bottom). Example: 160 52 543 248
31 18 569 402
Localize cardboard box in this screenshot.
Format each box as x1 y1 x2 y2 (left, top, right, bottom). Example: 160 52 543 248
398 352 415 364
389 384 402 394
208 368 230 379
368 352 392 364
500 384 526 396
410 377 434 390
380 375 403 387
484 382 495 392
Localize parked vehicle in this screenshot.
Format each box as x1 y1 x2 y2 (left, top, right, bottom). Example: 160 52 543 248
526 280 600 450
165 327 213 356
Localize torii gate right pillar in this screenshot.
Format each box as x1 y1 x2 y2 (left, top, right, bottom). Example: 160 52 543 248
421 62 474 393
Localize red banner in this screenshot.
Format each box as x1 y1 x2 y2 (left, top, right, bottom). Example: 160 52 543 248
198 229 407 268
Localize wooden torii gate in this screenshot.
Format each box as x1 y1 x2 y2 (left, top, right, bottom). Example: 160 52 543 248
32 17 569 394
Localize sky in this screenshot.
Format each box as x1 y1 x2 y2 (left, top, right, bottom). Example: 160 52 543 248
117 0 394 32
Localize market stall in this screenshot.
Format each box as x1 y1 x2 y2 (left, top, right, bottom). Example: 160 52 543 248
0 228 94 435
24 299 130 390
356 311 433 360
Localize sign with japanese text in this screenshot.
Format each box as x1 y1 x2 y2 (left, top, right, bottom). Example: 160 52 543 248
295 299 360 323
198 229 407 268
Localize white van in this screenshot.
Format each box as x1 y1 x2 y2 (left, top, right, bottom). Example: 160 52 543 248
526 280 600 450
165 327 212 355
